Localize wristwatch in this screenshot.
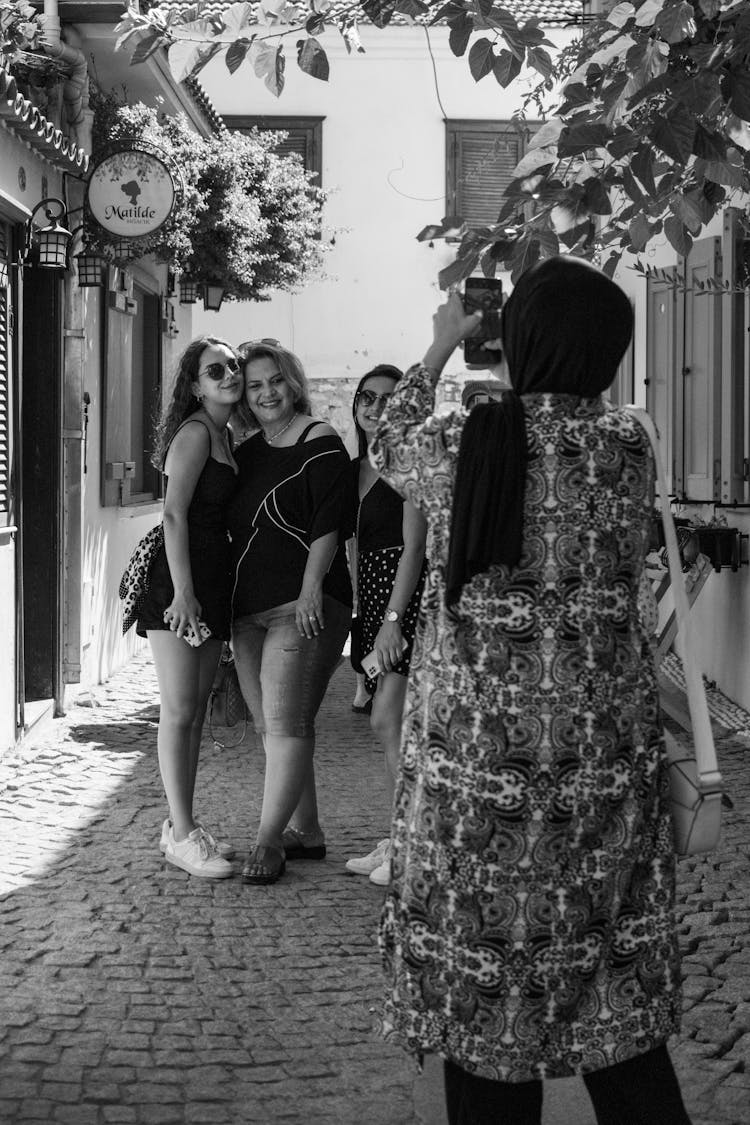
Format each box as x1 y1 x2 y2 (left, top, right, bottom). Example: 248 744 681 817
385 607 401 623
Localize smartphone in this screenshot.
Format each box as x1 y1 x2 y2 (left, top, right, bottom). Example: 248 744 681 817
182 620 212 648
463 277 504 366
361 649 382 678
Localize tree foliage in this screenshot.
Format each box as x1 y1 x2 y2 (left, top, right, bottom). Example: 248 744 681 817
115 0 558 97
116 0 750 283
0 0 42 60
88 88 328 300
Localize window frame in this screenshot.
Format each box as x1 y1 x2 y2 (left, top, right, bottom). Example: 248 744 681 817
100 265 163 508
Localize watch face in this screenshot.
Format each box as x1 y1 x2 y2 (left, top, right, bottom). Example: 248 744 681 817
387 610 399 622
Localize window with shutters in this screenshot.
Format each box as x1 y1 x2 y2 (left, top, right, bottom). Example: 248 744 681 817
446 120 533 229
644 211 750 504
223 116 323 183
0 221 12 526
102 269 162 507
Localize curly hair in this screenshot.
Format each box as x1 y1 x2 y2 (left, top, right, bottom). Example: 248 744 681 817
151 336 235 469
352 364 403 459
235 340 313 433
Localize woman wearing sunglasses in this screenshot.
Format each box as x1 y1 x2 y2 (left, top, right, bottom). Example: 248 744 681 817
228 340 354 885
136 336 243 878
345 366 428 886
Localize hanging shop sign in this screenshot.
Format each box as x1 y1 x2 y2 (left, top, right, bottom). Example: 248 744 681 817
86 149 176 238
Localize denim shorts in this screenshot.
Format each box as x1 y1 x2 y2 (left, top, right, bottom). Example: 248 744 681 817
232 596 351 737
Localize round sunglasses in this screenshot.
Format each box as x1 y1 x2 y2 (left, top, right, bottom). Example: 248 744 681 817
355 389 394 410
199 358 240 381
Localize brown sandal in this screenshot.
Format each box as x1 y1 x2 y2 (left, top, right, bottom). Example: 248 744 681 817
241 845 286 885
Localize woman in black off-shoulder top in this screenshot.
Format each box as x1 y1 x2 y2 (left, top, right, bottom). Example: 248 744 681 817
228 340 354 887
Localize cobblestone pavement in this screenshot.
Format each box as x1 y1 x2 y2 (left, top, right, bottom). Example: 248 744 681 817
0 651 749 1125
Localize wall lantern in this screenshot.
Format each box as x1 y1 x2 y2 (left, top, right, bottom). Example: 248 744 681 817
112 238 138 262
203 283 225 312
25 197 72 268
74 249 107 287
179 277 199 304
0 258 8 289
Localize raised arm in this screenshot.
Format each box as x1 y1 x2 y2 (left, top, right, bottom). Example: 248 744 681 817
369 294 483 507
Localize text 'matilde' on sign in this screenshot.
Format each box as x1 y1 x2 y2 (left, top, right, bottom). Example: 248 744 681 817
86 149 176 238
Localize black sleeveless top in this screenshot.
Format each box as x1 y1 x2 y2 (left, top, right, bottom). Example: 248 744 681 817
136 421 238 639
228 422 355 617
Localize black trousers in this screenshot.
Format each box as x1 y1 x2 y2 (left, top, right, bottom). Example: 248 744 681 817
444 1045 692 1125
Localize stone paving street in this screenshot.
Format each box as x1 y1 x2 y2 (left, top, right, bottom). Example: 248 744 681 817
1 650 749 1125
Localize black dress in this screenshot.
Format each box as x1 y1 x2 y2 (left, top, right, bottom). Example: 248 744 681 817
356 466 427 694
136 440 238 640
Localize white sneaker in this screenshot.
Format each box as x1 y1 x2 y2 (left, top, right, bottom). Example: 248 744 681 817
345 838 390 876
369 853 392 887
159 817 235 860
164 826 233 879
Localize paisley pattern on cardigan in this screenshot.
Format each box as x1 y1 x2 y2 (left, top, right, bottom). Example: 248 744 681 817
370 367 682 1082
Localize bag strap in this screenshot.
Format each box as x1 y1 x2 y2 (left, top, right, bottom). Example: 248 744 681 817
626 406 722 791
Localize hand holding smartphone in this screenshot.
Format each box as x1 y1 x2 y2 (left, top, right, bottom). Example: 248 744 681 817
182 620 212 647
361 637 409 679
463 277 504 367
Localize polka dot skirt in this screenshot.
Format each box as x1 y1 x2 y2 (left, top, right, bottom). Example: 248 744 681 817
358 548 426 694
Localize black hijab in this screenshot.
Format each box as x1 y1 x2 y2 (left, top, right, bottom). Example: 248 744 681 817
445 257 634 607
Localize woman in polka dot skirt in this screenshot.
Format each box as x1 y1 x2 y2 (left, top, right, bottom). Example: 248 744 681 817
346 366 428 887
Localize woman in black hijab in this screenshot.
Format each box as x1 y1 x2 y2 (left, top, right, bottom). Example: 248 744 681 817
371 258 691 1125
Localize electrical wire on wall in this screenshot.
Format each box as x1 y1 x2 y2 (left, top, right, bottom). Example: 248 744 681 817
385 23 449 203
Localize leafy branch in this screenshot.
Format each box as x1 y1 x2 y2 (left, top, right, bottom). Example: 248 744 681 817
115 0 560 97
429 0 750 282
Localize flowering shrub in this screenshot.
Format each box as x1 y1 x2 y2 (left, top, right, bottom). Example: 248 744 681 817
89 89 328 301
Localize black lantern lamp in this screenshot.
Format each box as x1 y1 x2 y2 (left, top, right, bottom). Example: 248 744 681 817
0 258 8 289
112 238 138 262
25 197 73 268
74 248 107 287
69 224 107 288
179 276 199 304
203 282 225 312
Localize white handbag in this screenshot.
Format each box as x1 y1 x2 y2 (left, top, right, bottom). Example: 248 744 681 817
627 406 723 856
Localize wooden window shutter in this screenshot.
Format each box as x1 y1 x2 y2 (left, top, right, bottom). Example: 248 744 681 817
447 122 525 228
274 131 309 165
682 236 722 501
0 225 10 520
646 271 680 496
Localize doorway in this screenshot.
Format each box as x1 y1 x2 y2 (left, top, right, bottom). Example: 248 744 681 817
19 266 63 725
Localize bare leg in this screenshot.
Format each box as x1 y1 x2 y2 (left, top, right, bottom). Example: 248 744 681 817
256 734 319 850
369 671 408 807
148 632 222 841
352 672 370 708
